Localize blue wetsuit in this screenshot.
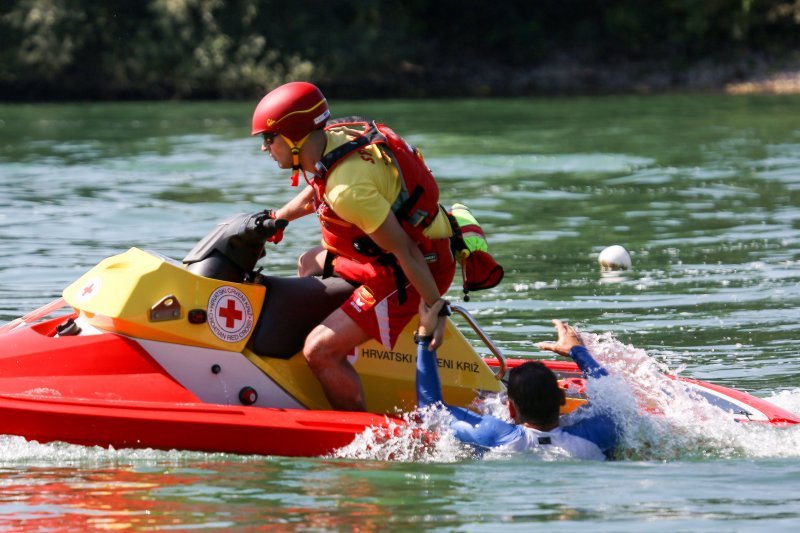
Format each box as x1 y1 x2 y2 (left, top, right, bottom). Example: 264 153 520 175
416 343 619 460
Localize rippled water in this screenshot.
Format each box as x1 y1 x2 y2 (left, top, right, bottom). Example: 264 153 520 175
2 95 800 529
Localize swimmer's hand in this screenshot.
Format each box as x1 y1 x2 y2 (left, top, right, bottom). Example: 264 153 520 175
417 299 449 350
537 319 584 357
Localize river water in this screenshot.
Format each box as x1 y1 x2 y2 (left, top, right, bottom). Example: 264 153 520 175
1 96 800 530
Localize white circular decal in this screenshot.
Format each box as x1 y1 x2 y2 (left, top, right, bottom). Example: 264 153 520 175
207 286 254 343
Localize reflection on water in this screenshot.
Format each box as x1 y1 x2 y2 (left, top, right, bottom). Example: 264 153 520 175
2 95 800 527
0 438 472 530
4 438 800 529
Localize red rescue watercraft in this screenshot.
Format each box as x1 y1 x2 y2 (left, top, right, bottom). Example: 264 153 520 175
0 212 796 457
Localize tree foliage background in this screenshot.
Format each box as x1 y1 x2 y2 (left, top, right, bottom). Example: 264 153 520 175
2 0 800 100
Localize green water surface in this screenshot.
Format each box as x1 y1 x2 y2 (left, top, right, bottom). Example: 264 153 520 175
1 95 800 529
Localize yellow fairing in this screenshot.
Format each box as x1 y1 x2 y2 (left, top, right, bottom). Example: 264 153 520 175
358 319 503 412
247 318 504 414
62 247 579 417
63 248 265 352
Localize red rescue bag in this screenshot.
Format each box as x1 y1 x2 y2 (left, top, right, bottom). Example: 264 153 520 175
448 203 504 300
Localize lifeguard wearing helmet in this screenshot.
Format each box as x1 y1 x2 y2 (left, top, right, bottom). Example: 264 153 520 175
251 82 331 175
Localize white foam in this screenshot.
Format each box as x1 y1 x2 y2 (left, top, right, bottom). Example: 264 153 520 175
0 435 237 466
331 407 475 463
766 388 800 415
583 331 800 460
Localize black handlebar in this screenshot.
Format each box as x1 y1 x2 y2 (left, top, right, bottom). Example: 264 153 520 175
183 210 290 282
249 211 289 238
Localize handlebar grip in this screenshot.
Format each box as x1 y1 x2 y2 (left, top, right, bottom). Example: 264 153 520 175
250 214 288 238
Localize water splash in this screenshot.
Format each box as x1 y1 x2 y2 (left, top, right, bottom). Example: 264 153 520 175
0 435 241 467
331 409 476 463
581 331 800 461
336 331 800 463
767 388 800 414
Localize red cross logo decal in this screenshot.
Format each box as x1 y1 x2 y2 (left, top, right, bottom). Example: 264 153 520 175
82 283 94 296
218 298 243 329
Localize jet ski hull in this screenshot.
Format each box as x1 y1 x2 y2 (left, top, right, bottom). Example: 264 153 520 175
0 318 796 457
0 393 396 457
0 315 399 456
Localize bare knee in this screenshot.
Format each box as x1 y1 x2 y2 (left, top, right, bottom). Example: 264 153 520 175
303 310 368 374
297 246 325 277
303 328 335 372
297 253 319 277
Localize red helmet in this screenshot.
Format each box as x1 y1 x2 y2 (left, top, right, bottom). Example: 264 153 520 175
251 82 330 142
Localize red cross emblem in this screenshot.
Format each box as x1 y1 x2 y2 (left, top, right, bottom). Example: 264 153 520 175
207 286 254 342
77 278 102 301
218 298 243 329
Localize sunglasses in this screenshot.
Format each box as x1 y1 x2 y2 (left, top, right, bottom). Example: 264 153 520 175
262 132 277 146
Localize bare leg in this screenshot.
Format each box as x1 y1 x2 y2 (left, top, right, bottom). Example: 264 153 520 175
303 308 370 411
297 245 327 277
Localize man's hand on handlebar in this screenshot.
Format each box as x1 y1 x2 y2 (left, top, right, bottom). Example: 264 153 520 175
262 209 288 244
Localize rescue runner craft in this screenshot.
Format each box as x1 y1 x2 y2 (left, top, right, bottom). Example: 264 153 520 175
0 211 796 457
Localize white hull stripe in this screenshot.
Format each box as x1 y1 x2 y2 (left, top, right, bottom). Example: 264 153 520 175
135 338 305 410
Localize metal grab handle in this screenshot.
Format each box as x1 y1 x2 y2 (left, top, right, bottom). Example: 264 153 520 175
450 304 507 380
0 297 67 335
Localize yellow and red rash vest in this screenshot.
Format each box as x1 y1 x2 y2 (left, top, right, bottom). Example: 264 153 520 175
311 119 441 270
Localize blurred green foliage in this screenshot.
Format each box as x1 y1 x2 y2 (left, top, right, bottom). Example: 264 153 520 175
2 0 799 100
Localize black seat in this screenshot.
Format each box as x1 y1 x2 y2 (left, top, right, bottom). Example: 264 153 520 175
249 276 355 358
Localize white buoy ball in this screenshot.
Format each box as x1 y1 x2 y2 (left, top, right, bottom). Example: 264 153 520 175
598 245 632 271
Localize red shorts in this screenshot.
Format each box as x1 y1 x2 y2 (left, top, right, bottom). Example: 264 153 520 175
338 238 455 348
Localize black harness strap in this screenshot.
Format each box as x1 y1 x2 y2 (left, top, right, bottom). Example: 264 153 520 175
351 236 409 305
392 185 425 227
314 122 387 180
377 254 408 305
445 209 467 256
322 250 336 279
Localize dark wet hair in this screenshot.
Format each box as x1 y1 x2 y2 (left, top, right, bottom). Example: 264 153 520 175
506 361 563 425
